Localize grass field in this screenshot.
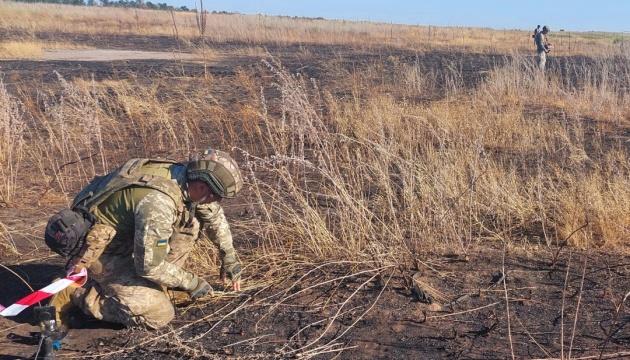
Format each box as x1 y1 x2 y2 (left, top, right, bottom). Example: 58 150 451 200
0 2 629 359
1 1 628 55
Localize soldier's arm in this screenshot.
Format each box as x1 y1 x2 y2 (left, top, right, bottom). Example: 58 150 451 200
68 224 116 273
133 191 198 290
195 202 241 280
196 202 235 252
544 35 551 51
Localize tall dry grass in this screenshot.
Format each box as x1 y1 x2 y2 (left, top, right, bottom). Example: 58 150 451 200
1 49 627 262
0 2 626 55
0 79 26 205
241 55 629 261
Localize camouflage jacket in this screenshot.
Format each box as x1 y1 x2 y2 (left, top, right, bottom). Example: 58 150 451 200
82 162 237 291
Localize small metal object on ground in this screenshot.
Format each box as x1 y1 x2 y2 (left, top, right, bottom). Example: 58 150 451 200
33 306 65 360
444 270 506 309
411 272 449 306
411 272 434 304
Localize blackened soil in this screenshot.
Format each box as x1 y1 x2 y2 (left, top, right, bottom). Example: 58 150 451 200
2 34 626 105
0 55 263 86
41 246 628 360
1 33 629 359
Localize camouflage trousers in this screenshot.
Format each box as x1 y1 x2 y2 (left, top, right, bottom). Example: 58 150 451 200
538 50 547 71
72 220 199 329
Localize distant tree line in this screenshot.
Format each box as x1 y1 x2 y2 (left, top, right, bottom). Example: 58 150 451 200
11 0 192 11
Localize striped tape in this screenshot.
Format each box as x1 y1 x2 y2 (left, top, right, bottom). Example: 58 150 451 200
0 268 87 317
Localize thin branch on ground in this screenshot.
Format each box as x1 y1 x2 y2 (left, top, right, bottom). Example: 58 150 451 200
502 245 515 360
568 255 588 360
561 250 574 360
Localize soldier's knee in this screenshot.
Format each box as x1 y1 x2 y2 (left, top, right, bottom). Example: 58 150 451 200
87 281 176 329
124 290 175 329
140 301 175 329
109 293 175 329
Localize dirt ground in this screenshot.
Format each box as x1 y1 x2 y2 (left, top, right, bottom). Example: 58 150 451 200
1 33 629 359
40 49 202 62
2 246 628 359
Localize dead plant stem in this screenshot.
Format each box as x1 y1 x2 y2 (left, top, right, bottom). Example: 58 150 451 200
502 245 515 360
568 255 588 359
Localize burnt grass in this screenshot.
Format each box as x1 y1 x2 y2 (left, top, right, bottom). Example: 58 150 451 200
69 246 629 359
0 28 509 91
2 27 628 98
1 34 629 359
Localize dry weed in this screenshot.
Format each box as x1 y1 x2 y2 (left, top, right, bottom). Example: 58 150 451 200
0 2 626 55
2 41 627 275
0 220 19 256
0 80 26 205
0 40 88 59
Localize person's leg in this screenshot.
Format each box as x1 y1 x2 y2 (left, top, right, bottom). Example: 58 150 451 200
69 218 200 329
75 276 174 329
49 223 117 327
538 51 547 71
73 256 175 329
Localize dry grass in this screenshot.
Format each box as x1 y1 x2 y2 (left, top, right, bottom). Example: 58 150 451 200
0 2 627 55
0 80 26 204
238 55 628 258
1 50 627 262
0 40 44 59
0 40 89 59
0 4 628 357
0 220 19 256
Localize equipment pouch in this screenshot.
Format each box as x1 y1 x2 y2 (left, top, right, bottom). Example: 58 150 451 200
44 207 95 258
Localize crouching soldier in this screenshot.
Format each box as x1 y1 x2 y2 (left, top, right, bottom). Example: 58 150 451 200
44 149 244 329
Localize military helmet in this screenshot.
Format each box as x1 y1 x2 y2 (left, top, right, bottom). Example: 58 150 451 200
186 149 243 199
542 25 550 33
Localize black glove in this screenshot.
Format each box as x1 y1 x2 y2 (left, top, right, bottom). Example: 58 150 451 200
188 276 212 300
220 253 242 282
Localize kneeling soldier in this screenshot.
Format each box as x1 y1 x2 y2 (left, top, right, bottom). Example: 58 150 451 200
46 149 243 329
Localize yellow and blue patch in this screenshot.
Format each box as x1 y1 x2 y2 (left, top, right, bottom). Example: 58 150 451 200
156 239 168 247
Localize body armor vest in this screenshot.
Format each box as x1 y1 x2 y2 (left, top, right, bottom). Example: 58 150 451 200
72 158 185 214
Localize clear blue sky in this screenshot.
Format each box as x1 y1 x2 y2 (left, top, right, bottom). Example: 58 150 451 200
164 0 629 32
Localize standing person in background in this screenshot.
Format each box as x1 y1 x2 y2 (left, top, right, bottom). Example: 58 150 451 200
535 25 552 71
532 25 541 45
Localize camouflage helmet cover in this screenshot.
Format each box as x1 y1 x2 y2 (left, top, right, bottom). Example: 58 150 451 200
186 149 243 199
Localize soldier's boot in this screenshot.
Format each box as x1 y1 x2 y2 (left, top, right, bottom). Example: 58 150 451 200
48 285 85 329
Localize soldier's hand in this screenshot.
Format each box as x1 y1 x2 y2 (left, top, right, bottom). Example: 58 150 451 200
223 276 241 291
220 262 242 292
188 276 213 300
220 253 242 292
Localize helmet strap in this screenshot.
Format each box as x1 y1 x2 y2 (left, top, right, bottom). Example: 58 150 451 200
186 201 199 227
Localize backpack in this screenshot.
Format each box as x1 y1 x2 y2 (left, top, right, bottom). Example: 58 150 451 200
532 25 541 39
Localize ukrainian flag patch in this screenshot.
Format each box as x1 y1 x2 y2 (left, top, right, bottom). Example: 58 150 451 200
156 239 168 247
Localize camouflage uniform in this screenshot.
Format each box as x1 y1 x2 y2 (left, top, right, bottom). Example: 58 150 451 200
535 27 550 71
68 160 239 329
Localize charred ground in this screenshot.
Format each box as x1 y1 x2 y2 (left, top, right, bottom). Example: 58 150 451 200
1 30 629 359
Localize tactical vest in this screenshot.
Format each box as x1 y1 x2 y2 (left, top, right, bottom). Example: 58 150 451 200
72 158 185 215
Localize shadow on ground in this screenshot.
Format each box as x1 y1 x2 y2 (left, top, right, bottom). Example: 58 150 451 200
0 263 64 325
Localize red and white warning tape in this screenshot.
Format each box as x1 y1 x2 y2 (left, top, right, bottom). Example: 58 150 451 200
0 268 88 317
